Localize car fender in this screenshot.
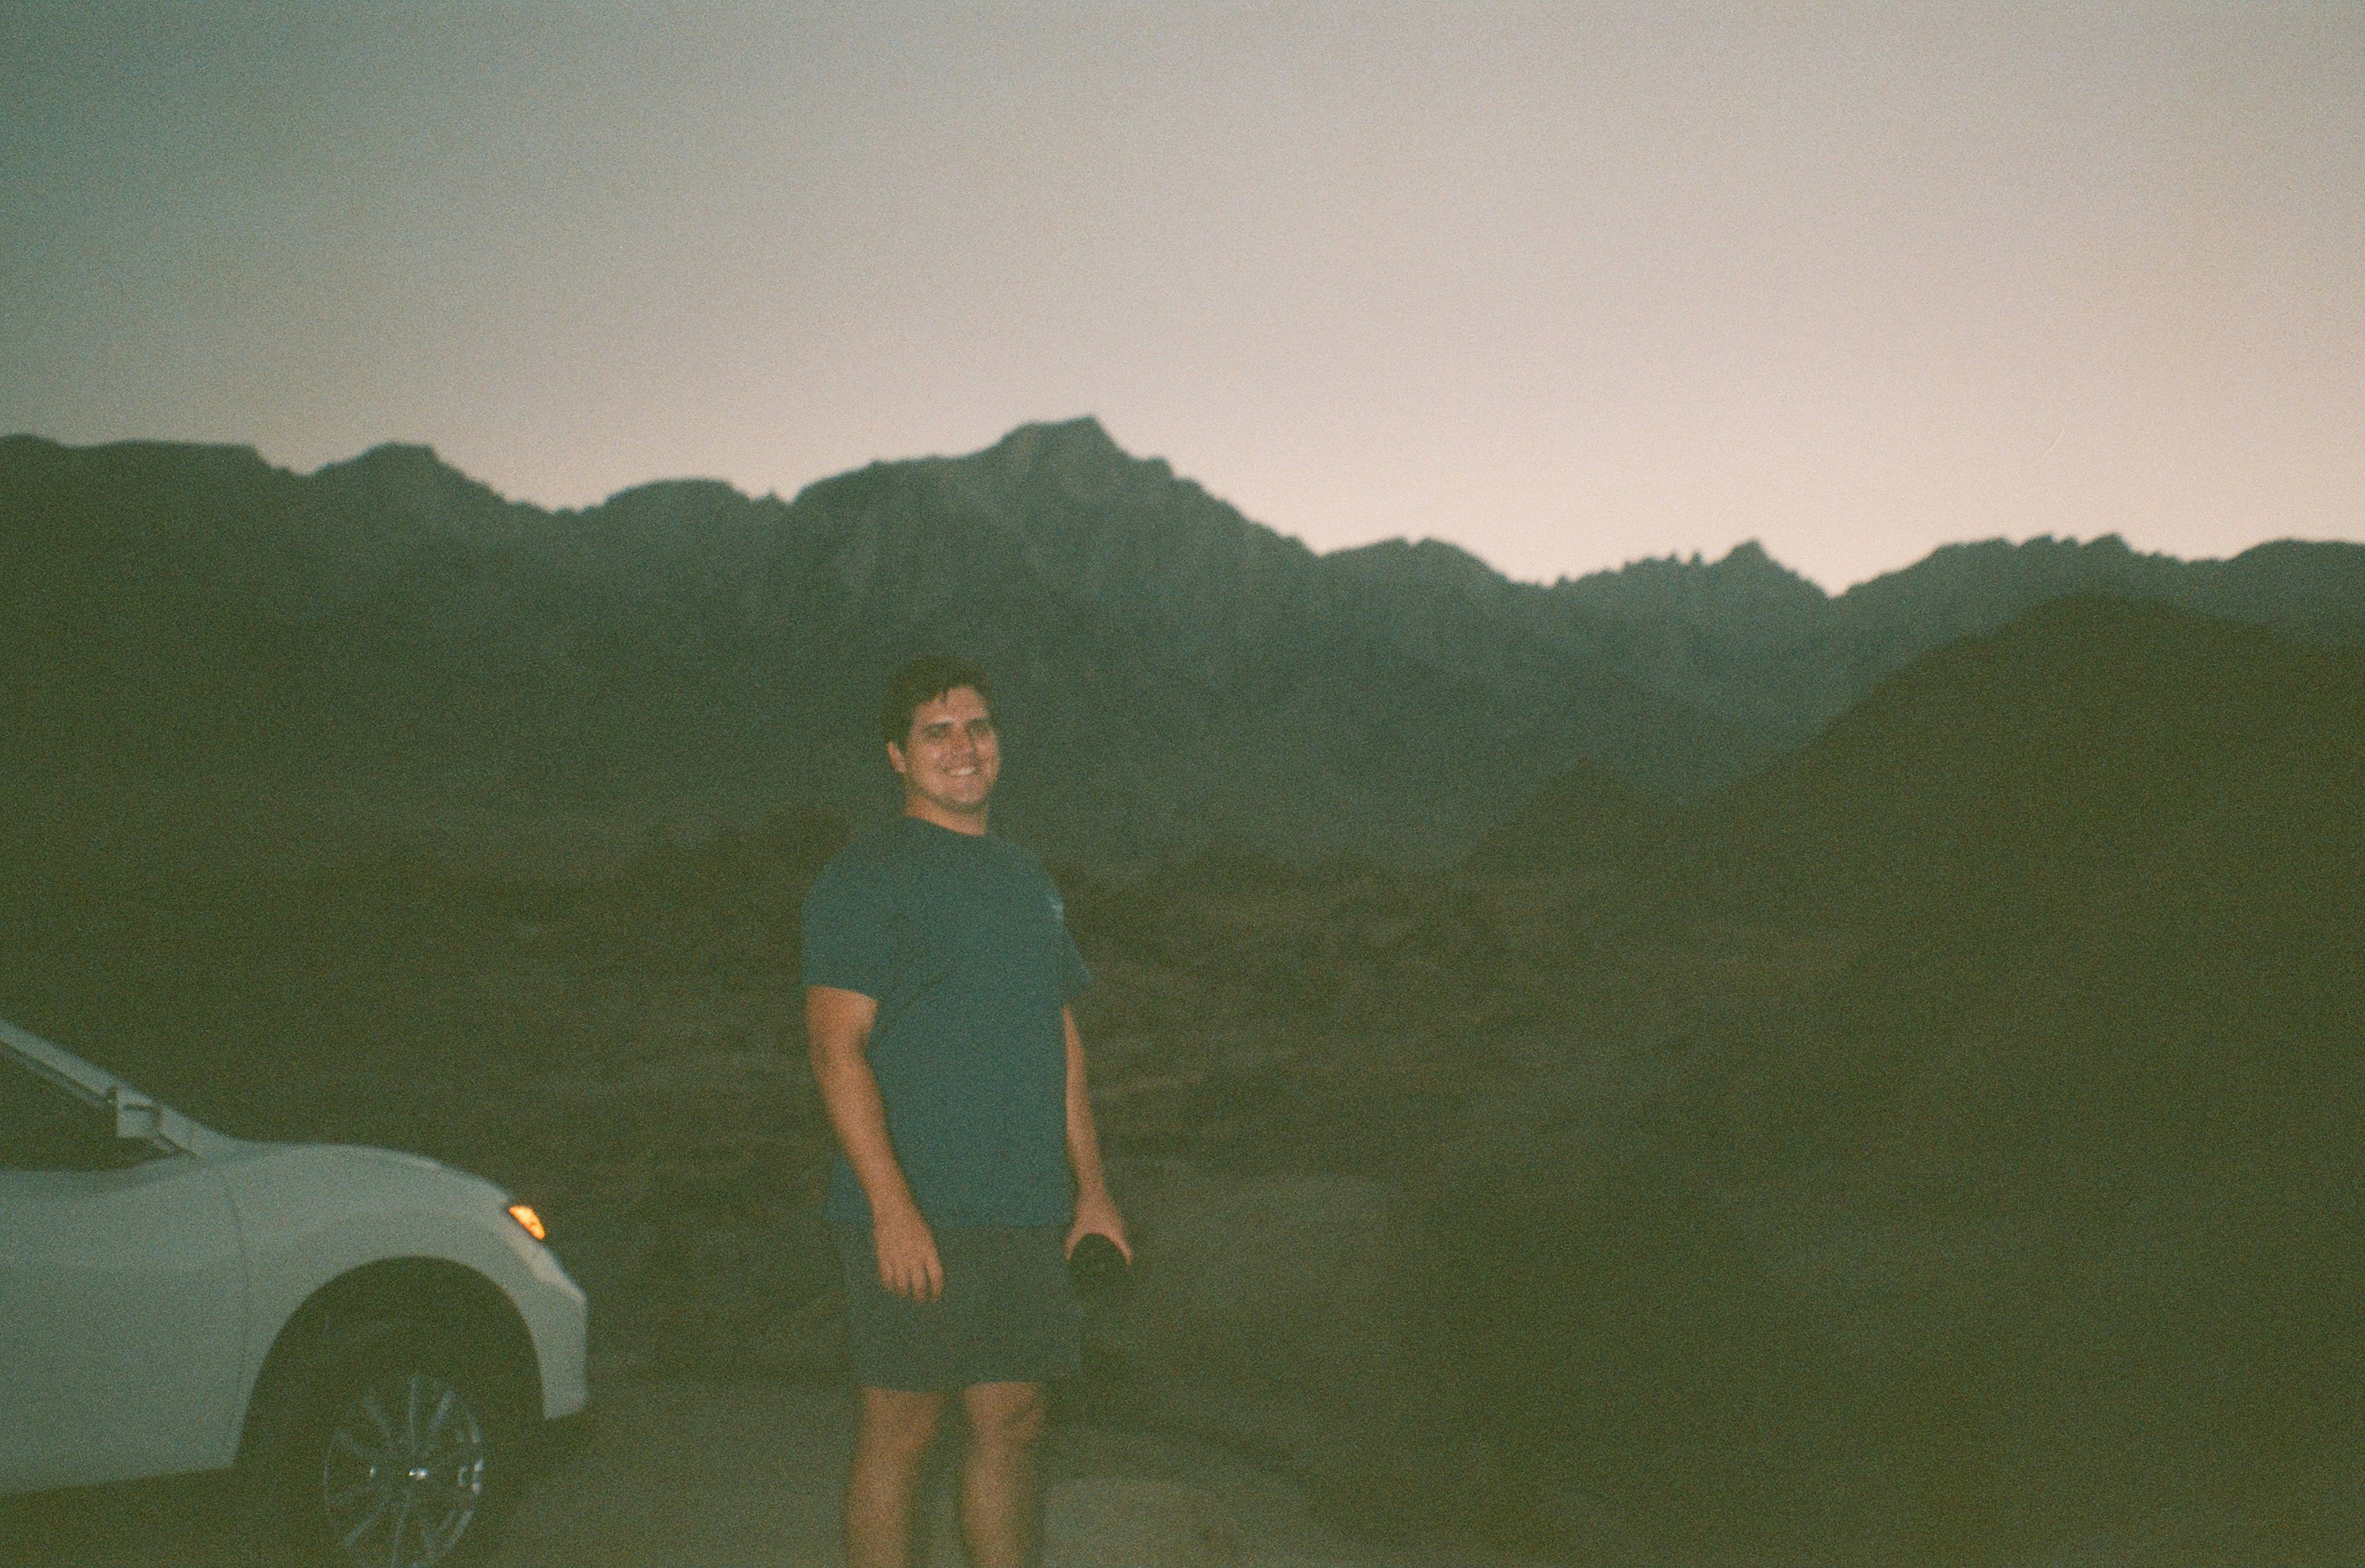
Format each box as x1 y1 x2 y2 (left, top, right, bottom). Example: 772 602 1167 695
215 1143 588 1424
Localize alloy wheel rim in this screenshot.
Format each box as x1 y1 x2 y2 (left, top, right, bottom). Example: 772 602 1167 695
319 1369 487 1568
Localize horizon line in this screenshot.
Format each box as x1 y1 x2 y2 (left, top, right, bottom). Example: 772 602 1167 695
5 424 2350 602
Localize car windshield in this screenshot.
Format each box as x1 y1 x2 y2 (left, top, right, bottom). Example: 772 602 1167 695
0 1023 274 1144
0 1050 113 1170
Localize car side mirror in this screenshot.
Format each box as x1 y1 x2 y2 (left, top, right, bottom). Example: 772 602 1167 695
109 1087 163 1144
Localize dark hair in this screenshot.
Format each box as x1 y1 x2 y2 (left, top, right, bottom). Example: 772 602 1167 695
879 654 993 746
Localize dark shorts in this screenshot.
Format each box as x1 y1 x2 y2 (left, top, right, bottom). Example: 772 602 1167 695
833 1223 1082 1393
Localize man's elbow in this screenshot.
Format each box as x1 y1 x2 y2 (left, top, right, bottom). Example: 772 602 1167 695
809 1029 870 1081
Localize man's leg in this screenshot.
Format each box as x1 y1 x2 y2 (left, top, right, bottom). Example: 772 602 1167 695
957 1380 1047 1568
846 1385 946 1568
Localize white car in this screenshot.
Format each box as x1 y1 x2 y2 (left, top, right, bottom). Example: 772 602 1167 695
0 1016 589 1566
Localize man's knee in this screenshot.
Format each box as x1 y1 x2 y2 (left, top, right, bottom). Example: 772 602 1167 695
858 1387 947 1461
962 1381 1046 1450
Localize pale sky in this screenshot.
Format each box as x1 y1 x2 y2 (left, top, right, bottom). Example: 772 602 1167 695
4 3 2359 590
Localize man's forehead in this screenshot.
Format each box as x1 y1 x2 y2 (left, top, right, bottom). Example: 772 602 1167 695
912 686 991 724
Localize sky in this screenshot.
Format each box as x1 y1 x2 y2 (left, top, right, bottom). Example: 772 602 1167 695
3 4 2359 592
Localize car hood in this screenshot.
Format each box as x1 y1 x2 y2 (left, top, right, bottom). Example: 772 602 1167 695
202 1136 509 1204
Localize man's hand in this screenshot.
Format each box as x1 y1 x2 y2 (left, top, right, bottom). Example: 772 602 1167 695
871 1200 944 1302
1066 1188 1131 1264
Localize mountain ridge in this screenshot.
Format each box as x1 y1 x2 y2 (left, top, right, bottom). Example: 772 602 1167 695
6 422 2363 860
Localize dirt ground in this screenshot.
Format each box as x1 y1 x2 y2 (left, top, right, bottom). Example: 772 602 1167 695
0 1381 1545 1568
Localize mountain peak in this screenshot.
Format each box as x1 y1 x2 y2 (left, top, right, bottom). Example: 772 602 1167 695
319 441 454 478
1557 538 1828 617
970 416 1167 491
307 441 512 527
995 415 1122 456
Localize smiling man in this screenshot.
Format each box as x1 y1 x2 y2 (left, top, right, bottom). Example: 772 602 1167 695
802 654 1128 1568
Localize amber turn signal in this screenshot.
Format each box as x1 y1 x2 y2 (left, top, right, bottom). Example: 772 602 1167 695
506 1203 547 1242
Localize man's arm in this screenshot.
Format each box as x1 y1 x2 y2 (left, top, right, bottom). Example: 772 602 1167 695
1062 1006 1130 1261
806 984 943 1302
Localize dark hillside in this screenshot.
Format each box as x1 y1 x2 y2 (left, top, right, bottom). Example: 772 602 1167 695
11 426 2365 862
1462 757 1670 879
0 425 1754 861
1704 595 2365 937
1447 598 2365 1559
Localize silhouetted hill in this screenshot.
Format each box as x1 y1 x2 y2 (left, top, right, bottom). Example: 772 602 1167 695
1700 595 2365 942
1448 597 2365 1556
5 424 2363 862
1486 591 2365 922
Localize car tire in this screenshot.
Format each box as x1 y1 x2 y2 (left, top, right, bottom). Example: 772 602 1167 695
243 1317 511 1568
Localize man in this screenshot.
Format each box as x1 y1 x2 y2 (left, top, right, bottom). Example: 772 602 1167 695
803 655 1130 1568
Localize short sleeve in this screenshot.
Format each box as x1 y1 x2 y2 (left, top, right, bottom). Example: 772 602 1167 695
801 855 892 998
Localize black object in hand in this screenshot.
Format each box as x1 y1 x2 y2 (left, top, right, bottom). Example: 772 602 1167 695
1068 1232 1130 1306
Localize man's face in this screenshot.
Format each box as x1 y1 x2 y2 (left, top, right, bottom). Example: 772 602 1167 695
888 685 1000 819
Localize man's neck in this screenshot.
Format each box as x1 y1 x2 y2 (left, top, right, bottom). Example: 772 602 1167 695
904 797 989 837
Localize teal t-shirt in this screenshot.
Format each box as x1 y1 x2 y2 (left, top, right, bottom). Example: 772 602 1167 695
802 815 1090 1227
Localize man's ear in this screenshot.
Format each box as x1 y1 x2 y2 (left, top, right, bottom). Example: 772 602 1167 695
886 740 909 778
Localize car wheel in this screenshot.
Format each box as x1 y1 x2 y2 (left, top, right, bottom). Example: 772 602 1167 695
246 1319 509 1568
